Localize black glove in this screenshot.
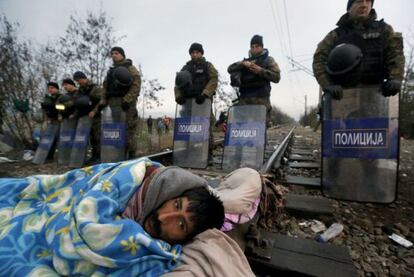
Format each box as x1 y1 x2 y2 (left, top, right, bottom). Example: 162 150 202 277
195 94 207 104
176 96 186 105
323 85 343 100
121 101 129 111
382 80 401 97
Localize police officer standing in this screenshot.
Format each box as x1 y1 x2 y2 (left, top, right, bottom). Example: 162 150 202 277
56 78 77 120
73 71 102 164
228 35 281 126
313 0 405 99
40 81 61 160
174 43 218 159
99 47 141 160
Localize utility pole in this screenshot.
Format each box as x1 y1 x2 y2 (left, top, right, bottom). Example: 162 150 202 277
304 95 307 126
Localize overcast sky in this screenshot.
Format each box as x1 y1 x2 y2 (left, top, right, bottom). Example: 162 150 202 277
1 0 413 120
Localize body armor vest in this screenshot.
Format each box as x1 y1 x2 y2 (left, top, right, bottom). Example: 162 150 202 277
240 55 271 98
106 64 131 98
182 60 209 98
335 20 386 84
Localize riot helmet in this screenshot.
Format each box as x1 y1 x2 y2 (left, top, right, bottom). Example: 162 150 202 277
74 95 92 110
175 70 192 89
55 94 72 111
112 66 133 87
326 43 363 87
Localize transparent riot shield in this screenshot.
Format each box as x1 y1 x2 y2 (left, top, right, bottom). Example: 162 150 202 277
322 86 399 203
32 123 59 165
57 117 77 165
69 116 92 168
222 105 266 171
173 98 211 168
101 103 126 163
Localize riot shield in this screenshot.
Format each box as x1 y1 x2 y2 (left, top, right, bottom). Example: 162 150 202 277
57 117 77 165
69 116 92 168
322 86 399 203
173 98 211 168
100 103 127 163
32 123 59 165
222 105 266 171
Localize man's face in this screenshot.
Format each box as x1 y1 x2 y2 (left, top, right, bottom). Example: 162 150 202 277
111 51 124 63
63 83 76 93
190 51 203 61
250 44 264 56
349 0 372 19
47 86 59 95
144 196 195 244
75 78 88 88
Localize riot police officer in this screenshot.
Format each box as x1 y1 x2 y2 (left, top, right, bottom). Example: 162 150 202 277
99 47 141 160
174 43 218 160
40 81 61 160
313 0 405 99
227 35 281 126
73 71 103 164
56 78 77 120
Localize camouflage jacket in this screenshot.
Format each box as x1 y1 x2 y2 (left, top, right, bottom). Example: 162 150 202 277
228 50 281 84
101 59 141 106
174 57 218 99
313 10 405 88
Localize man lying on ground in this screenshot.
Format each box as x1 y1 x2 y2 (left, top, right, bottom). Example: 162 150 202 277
0 158 224 276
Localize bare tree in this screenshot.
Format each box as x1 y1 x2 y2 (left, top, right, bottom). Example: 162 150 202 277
400 33 414 138
0 16 43 146
57 9 122 84
213 74 236 118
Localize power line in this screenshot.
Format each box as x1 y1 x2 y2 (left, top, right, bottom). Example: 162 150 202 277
283 0 293 58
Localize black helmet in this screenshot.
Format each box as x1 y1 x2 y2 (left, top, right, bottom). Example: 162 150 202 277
175 70 192 89
326 43 363 86
112 66 133 87
57 94 72 104
74 95 92 110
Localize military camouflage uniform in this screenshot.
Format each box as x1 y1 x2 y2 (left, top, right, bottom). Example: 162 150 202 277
99 59 141 157
228 49 281 125
75 81 102 159
175 57 218 154
313 10 405 88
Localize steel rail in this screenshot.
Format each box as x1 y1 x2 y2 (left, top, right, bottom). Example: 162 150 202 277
260 126 295 174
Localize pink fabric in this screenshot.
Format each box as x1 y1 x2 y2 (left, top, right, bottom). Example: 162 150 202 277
221 196 260 232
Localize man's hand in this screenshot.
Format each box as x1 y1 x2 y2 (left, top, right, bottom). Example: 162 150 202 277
69 114 75 119
323 85 343 100
58 115 63 122
242 60 253 68
176 96 186 105
121 101 129 111
382 80 401 97
88 111 96 118
249 63 263 74
195 94 207 104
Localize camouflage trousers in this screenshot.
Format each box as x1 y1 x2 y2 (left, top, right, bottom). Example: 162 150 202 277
126 102 138 154
236 96 272 126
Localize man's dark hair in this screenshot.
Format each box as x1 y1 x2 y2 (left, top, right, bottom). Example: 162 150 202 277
181 187 224 240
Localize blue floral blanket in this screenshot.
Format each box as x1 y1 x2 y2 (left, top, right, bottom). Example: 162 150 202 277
0 158 181 276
